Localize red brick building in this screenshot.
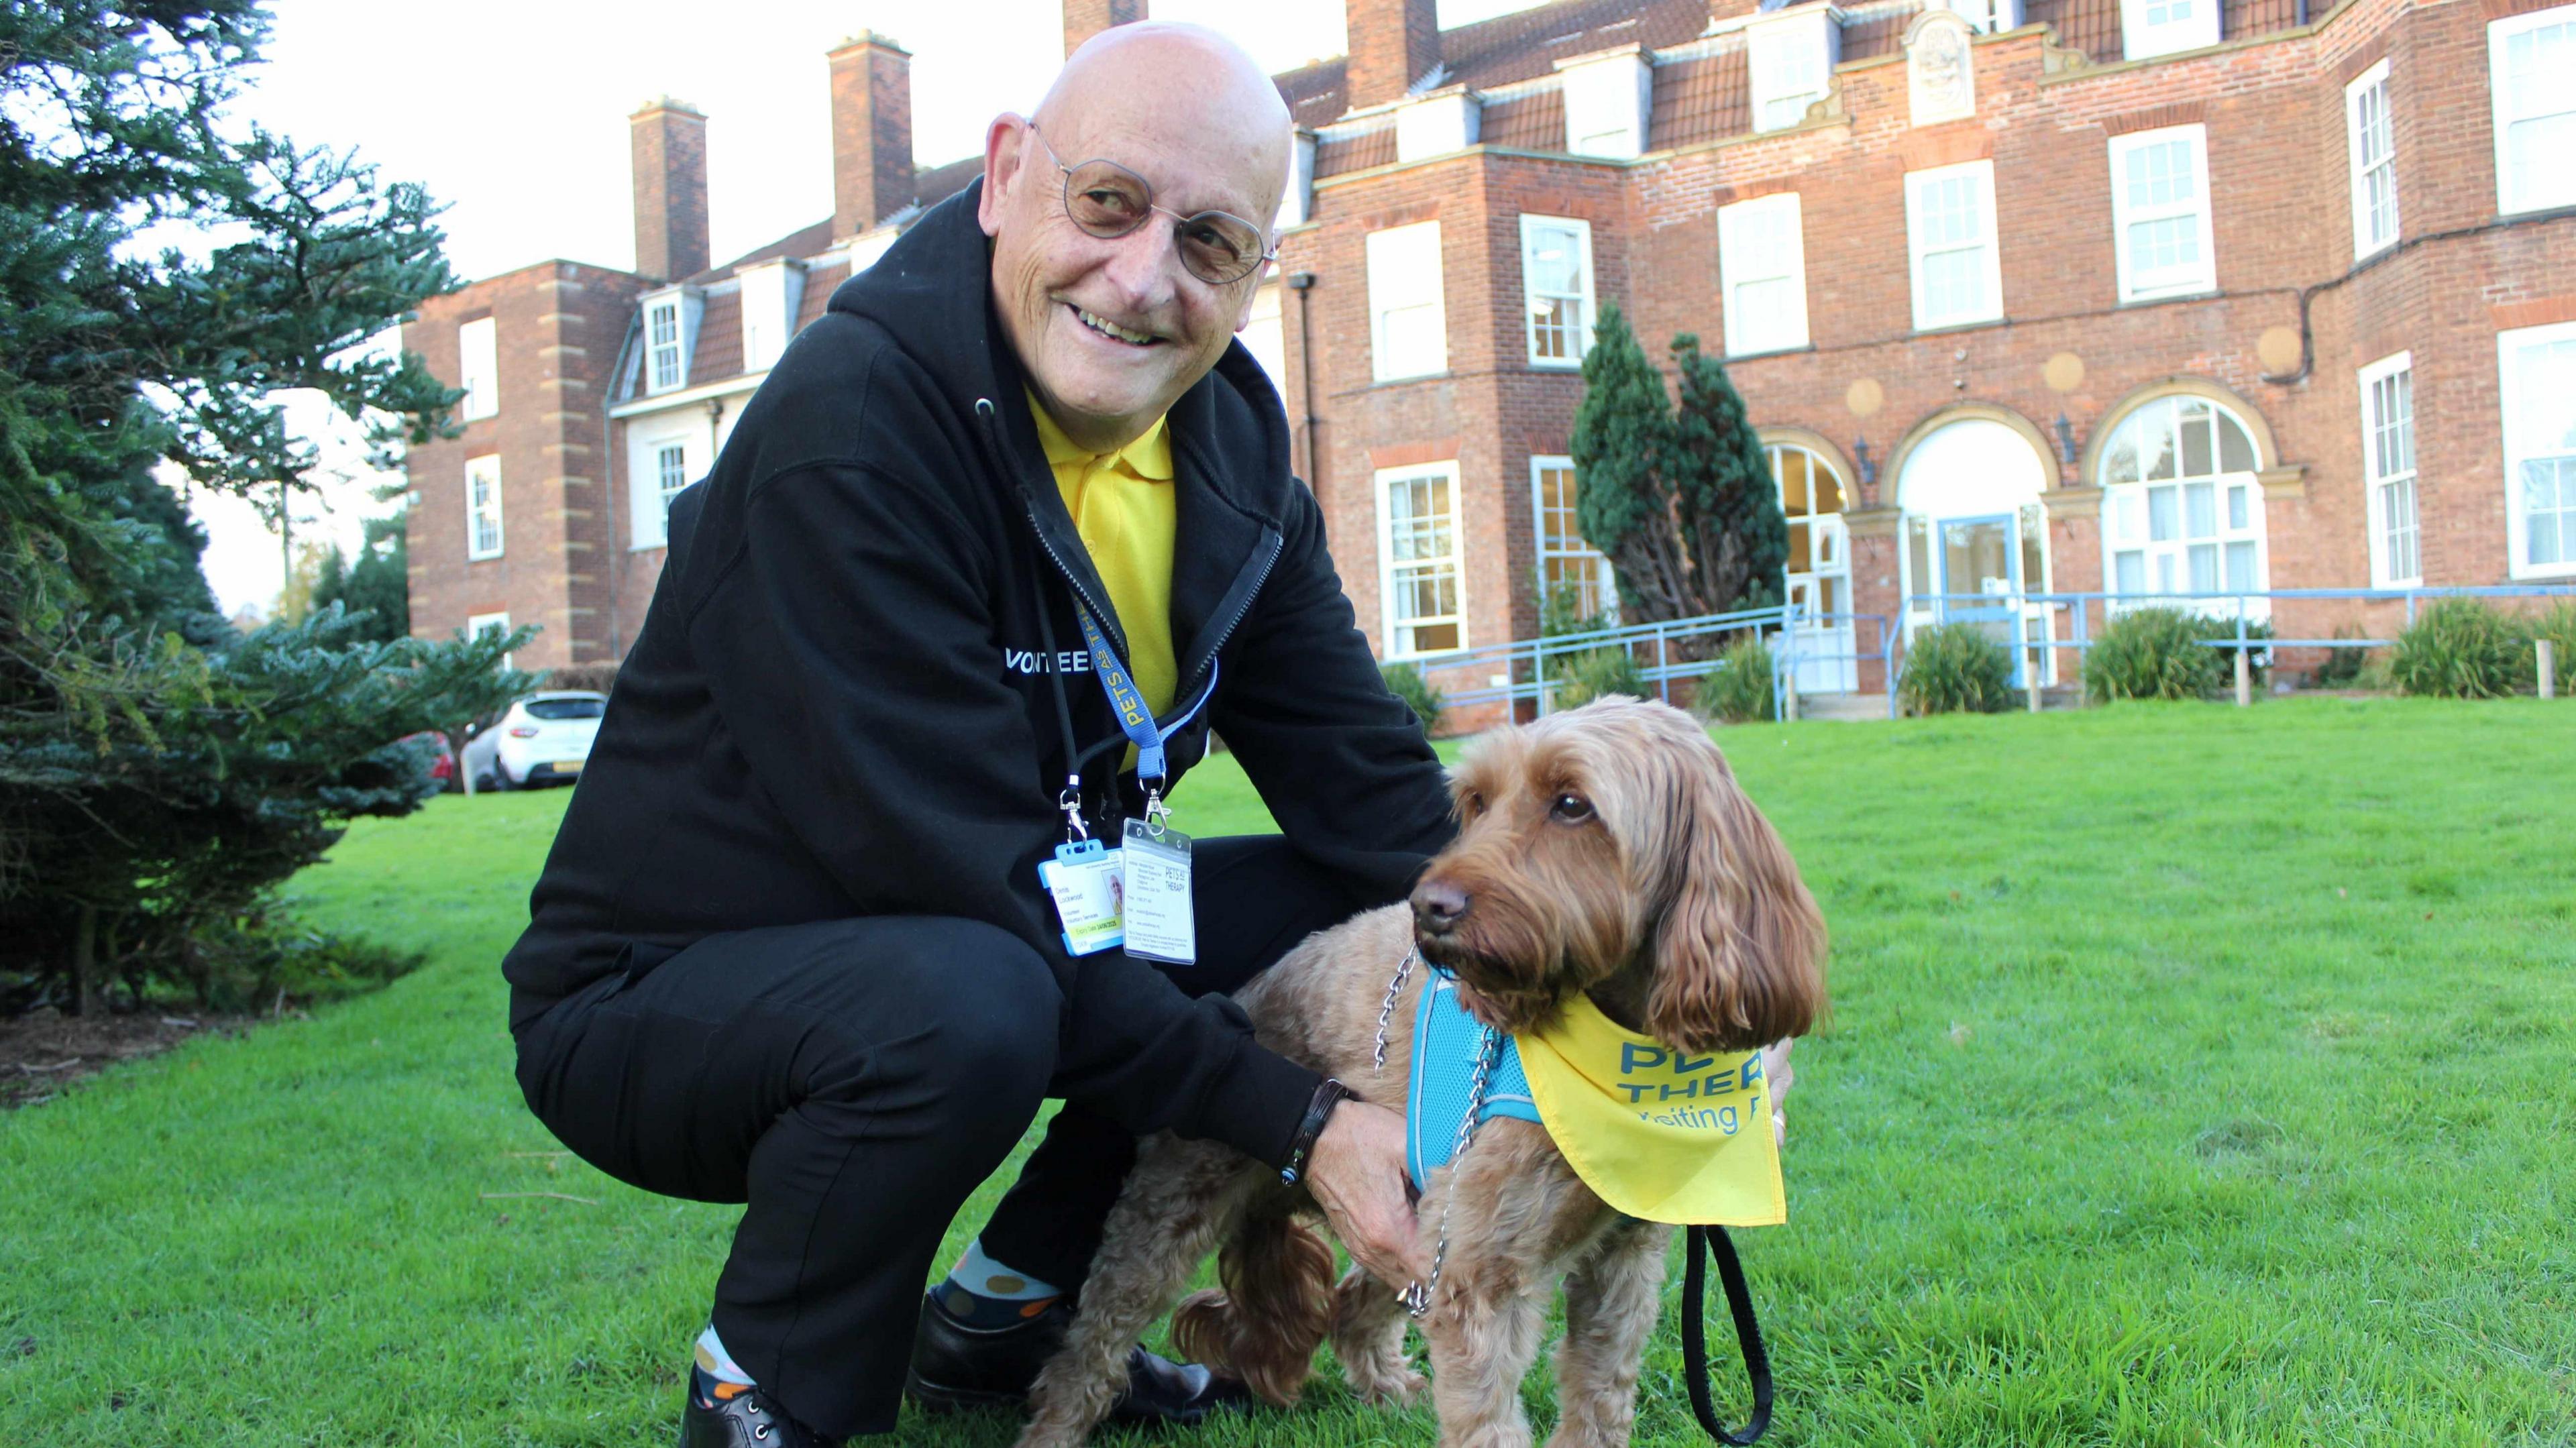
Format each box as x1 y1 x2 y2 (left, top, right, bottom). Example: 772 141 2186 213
407 0 2576 706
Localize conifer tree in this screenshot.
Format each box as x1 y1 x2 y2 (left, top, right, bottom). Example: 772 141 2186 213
0 2 522 1011
1568 307 1790 624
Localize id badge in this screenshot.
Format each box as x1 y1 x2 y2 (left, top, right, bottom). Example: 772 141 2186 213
1120 818 1195 965
1038 839 1124 956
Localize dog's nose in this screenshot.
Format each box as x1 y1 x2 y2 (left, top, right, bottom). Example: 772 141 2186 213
1412 879 1470 932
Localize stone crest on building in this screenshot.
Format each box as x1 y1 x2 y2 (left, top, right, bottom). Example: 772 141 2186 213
1907 9 1978 127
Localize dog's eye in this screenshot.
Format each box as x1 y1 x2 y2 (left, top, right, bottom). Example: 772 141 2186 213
1550 793 1594 822
1459 790 1486 818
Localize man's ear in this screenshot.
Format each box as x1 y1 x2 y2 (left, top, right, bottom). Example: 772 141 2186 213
978 115 1027 239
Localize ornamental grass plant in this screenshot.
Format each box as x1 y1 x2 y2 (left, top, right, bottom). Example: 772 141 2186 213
2388 598 2530 698
2082 608 2229 702
2526 601 2576 695
1695 636 1778 724
1897 622 2015 716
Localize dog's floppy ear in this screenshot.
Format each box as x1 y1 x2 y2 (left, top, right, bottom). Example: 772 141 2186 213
1644 734 1827 1053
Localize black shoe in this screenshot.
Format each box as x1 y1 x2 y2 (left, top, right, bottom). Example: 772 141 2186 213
681 1366 842 1447
904 1287 1252 1426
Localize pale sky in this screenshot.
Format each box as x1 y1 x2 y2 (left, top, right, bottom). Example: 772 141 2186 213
190 0 1552 616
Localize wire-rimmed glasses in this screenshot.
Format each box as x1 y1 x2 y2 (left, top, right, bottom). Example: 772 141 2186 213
1026 121 1275 286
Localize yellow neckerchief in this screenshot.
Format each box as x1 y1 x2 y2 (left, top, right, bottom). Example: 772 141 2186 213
1026 391 1178 745
1514 997 1785 1227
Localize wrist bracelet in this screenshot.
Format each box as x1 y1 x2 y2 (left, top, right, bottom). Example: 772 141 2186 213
1278 1077 1354 1186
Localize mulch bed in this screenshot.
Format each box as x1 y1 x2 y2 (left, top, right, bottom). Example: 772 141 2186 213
0 1008 261 1109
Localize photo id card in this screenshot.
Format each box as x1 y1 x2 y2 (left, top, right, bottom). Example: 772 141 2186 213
1120 818 1195 965
1038 839 1124 956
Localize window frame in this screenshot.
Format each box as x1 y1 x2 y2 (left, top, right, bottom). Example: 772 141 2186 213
2120 0 2220 60
2500 319 2576 579
2094 394 2270 612
646 296 686 394
2106 124 2218 303
1529 454 1617 625
458 316 498 422
1904 159 2004 332
2490 5 2576 217
1375 460 1468 659
2344 60 2399 262
2358 351 2420 588
1718 192 1812 358
1519 215 1596 370
465 453 504 562
1366 221 1448 384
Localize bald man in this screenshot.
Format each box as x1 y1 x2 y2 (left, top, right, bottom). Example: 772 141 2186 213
503 25 1458 1447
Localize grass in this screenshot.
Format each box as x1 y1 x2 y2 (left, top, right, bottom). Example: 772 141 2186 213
4 698 2572 1445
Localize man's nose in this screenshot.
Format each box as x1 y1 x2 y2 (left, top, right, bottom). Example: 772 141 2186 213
1095 220 1182 309
1412 879 1470 933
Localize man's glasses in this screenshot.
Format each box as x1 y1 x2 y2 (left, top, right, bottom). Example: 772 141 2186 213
1026 122 1275 286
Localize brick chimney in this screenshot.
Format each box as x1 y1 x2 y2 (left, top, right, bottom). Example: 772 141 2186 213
629 98 709 282
829 32 915 239
1346 0 1441 109
1064 0 1148 58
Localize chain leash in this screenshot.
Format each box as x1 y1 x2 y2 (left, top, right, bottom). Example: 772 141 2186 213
1403 1021 1501 1319
1371 943 1419 1074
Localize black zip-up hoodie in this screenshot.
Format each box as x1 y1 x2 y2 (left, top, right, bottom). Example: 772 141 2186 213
502 181 1457 1167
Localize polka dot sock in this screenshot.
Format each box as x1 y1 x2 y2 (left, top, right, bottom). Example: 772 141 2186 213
937 1238 1064 1329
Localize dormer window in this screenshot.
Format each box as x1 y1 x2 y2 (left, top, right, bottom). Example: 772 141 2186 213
1558 51 1651 159
1748 7 1843 134
647 298 684 392
2121 0 2219 60
737 260 806 376
1393 89 1480 163
1940 0 2019 34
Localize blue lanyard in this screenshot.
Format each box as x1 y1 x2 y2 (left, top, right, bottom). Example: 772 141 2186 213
1071 604 1217 791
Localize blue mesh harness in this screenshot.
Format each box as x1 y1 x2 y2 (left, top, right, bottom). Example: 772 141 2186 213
1404 967 1543 1192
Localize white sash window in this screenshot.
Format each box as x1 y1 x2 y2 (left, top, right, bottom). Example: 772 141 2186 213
1719 193 1811 357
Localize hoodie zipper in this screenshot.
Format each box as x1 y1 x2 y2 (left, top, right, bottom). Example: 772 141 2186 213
975 394 1278 761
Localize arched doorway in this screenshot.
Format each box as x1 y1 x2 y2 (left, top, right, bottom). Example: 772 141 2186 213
1896 416 2054 685
2095 393 2269 617
1768 439 1856 693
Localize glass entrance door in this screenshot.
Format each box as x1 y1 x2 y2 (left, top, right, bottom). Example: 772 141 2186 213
1937 512 2025 685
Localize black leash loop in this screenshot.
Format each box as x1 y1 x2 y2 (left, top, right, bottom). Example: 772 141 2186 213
1680 1225 1772 1445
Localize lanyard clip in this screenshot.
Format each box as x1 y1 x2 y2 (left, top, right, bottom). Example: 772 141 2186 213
1059 776 1089 844
1142 784 1172 837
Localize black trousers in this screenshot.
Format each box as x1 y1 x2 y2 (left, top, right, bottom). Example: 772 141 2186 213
513 835 1379 1438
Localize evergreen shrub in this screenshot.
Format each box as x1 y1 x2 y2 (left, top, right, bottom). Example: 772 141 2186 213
1898 624 2015 716
2084 608 2229 701
2311 624 2369 687
2390 600 2529 698
1551 645 1648 711
1697 636 1777 724
1381 662 1444 734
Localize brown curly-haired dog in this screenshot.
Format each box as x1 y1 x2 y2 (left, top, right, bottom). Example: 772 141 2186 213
1014 697 1828 1448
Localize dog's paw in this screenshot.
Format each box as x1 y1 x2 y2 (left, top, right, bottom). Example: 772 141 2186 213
1342 1357 1429 1408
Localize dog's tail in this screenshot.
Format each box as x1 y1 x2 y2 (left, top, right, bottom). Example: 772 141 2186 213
1169 1205 1336 1407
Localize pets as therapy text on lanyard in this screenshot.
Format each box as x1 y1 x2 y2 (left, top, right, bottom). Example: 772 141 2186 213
1036 604 1216 966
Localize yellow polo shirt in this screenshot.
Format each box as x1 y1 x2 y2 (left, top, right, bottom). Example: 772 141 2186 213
1026 390 1178 727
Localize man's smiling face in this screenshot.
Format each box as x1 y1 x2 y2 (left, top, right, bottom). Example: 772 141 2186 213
978 25 1289 454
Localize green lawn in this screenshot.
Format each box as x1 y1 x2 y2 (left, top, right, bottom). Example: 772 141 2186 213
3 699 2571 1446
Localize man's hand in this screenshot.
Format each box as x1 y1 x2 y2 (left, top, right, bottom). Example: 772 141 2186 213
1303 1099 1425 1290
1763 1037 1796 1147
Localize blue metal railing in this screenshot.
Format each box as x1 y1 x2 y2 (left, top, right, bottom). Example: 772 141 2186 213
1889 583 2576 698
1399 603 1898 720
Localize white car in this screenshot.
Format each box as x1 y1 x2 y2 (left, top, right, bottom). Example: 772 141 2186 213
460 691 606 791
